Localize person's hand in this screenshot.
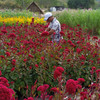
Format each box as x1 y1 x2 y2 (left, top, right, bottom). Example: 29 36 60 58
38 32 41 35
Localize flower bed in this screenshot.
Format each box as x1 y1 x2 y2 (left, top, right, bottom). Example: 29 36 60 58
0 20 100 99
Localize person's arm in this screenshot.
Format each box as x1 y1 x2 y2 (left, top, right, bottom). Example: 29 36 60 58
45 27 51 32
48 29 55 35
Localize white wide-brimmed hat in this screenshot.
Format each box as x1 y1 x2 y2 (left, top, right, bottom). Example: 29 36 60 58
44 12 52 21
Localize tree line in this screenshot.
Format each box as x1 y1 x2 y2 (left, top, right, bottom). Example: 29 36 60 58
0 0 96 9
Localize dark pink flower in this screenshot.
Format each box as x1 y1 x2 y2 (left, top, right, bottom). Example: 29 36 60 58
43 84 49 90
67 59 71 62
0 71 2 76
55 67 64 73
37 85 45 92
12 59 16 65
24 97 34 100
0 55 5 59
60 31 65 36
28 54 33 58
5 52 10 57
37 84 49 93
41 31 49 36
1 29 7 34
80 55 86 60
23 59 27 62
77 78 85 83
29 66 32 70
35 64 39 68
96 69 100 76
11 67 15 72
49 96 53 100
9 88 15 100
0 84 11 100
81 62 84 65
50 87 59 93
8 33 16 39
66 79 77 94
92 36 98 40
77 84 82 89
41 57 44 60
54 70 62 80
0 77 9 87
76 48 82 54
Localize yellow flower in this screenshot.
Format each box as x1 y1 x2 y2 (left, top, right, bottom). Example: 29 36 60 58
0 16 46 25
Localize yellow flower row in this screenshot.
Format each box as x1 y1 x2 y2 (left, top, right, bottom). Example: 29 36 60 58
0 16 46 24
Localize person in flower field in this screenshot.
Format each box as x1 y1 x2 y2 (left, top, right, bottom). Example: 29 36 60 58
42 12 62 43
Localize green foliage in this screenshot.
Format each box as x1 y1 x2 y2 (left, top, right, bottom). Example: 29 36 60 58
56 9 100 35
67 0 95 9
0 0 20 9
0 9 33 17
0 0 68 9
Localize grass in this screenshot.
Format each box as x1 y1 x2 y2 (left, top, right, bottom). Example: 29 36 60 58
55 9 100 35
0 9 33 17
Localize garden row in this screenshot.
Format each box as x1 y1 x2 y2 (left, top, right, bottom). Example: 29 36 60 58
1 9 100 35
0 19 100 99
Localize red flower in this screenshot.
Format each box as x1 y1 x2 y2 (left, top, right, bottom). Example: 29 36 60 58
0 55 5 59
8 33 16 39
10 81 14 85
37 85 45 92
23 59 27 62
0 71 2 76
0 77 9 87
32 18 34 23
96 69 100 76
97 39 100 45
56 67 64 73
43 84 49 90
29 66 32 70
76 48 82 54
28 54 33 58
80 55 86 60
1 29 7 34
60 31 65 36
80 92 87 99
5 52 10 57
76 41 81 44
11 67 15 72
68 98 71 100
37 84 49 93
81 62 84 65
24 97 34 100
92 36 98 40
67 40 72 44
12 59 16 65
50 87 59 93
41 57 44 60
67 59 71 62
0 84 11 100
27 97 34 100
49 96 53 100
9 88 15 100
53 66 56 69
53 67 64 80
77 78 85 83
92 67 96 70
35 64 39 68
66 79 77 94
77 84 82 89
41 31 49 36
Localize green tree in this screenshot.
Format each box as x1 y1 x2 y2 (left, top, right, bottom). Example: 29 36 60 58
68 0 95 9
15 0 33 9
